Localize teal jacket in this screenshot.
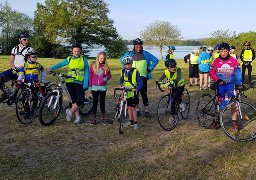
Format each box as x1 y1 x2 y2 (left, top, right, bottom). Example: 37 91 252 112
120 50 159 79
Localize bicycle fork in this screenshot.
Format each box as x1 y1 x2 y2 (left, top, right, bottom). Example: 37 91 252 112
48 90 60 109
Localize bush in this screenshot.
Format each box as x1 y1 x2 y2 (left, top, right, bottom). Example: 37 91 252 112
105 38 127 58
51 44 71 59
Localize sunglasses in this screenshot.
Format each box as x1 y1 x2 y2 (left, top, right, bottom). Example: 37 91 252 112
31 55 37 58
21 38 29 41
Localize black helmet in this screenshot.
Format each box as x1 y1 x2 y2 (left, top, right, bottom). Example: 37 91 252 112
218 42 230 50
200 45 207 51
132 38 143 45
230 45 236 49
18 31 30 39
71 43 82 50
122 56 133 64
165 59 177 68
243 41 251 46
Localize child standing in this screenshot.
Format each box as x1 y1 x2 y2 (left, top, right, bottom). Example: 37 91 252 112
89 52 112 125
119 56 143 130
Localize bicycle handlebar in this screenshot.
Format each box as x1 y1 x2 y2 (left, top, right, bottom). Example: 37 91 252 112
155 80 174 92
114 87 133 98
50 71 74 80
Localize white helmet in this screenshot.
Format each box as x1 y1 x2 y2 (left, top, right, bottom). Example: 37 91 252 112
122 56 132 64
192 48 199 54
207 46 214 51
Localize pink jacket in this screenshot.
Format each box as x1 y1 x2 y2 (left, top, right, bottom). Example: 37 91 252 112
89 62 112 90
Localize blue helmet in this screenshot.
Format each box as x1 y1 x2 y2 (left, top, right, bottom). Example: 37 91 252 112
165 59 176 68
214 44 220 50
168 45 176 50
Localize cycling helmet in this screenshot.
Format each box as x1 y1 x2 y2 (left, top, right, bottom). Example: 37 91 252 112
243 41 251 46
132 38 143 45
218 42 230 50
192 48 199 53
200 45 207 50
230 45 236 49
165 59 177 68
214 44 220 50
18 31 30 39
27 50 37 56
168 45 176 50
122 56 133 64
71 42 82 50
207 46 214 51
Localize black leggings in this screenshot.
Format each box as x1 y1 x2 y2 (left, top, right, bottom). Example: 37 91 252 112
134 77 149 106
171 86 185 114
242 63 252 83
66 83 85 107
91 90 106 114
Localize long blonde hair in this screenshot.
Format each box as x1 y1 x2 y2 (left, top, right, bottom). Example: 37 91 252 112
92 51 110 75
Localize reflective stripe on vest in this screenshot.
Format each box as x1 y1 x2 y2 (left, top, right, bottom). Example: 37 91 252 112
201 59 211 64
243 50 253 62
190 53 198 64
214 52 219 59
66 56 85 83
166 53 175 59
23 62 41 75
132 59 147 77
230 53 237 59
122 68 137 98
164 67 185 87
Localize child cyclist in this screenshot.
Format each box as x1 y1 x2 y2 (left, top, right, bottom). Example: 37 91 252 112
158 59 185 117
119 56 143 130
209 42 243 129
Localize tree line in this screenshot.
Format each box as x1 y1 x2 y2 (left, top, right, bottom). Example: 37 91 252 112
0 0 256 59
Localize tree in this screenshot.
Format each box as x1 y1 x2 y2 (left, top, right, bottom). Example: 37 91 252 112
105 37 127 58
141 20 182 59
0 1 33 54
34 0 118 46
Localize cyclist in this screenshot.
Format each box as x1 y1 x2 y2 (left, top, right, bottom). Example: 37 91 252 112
158 59 185 117
48 43 89 124
209 42 243 129
198 45 211 90
164 45 176 61
184 48 199 87
240 41 255 84
0 31 34 102
229 46 238 60
120 38 159 117
213 44 220 59
119 56 143 130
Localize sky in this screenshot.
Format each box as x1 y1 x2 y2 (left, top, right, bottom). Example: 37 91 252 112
5 0 256 40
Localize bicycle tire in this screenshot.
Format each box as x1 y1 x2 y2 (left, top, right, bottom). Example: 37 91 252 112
119 102 126 134
220 101 256 142
197 94 218 129
16 89 37 124
79 97 93 116
180 88 190 119
38 91 62 126
157 95 178 131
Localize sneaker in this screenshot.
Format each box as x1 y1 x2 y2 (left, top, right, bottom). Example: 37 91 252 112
74 116 81 124
134 123 140 130
144 111 152 118
189 84 192 87
232 121 240 129
137 110 141 117
66 109 73 122
124 121 134 127
90 119 96 126
179 103 186 112
199 87 202 90
101 118 108 125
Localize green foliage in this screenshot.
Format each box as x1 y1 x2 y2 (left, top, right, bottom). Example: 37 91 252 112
51 44 70 59
105 38 127 58
30 35 54 58
178 40 203 46
141 20 182 59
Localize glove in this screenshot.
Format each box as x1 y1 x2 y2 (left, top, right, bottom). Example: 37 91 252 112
216 79 223 85
235 84 243 90
12 67 20 74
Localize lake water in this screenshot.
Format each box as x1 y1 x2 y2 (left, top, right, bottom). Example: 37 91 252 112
87 45 199 59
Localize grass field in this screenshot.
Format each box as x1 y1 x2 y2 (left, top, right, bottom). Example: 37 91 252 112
0 55 256 179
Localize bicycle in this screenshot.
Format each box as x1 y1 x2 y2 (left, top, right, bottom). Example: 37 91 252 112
113 87 133 134
38 71 93 126
156 81 190 131
197 82 256 142
15 79 54 124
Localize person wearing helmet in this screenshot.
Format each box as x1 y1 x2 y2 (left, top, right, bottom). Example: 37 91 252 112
158 59 185 117
229 46 238 60
184 48 199 86
119 56 143 130
48 43 89 124
209 42 242 129
163 45 176 61
0 31 35 102
213 44 220 59
240 41 255 84
120 38 159 117
198 45 211 90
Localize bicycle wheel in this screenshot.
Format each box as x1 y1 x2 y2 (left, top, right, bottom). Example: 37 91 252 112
119 102 126 134
220 101 256 142
16 89 37 124
157 95 178 131
79 96 93 116
197 94 217 129
38 91 62 126
180 88 190 119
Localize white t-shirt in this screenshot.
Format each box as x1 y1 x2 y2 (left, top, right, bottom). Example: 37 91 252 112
11 45 35 68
